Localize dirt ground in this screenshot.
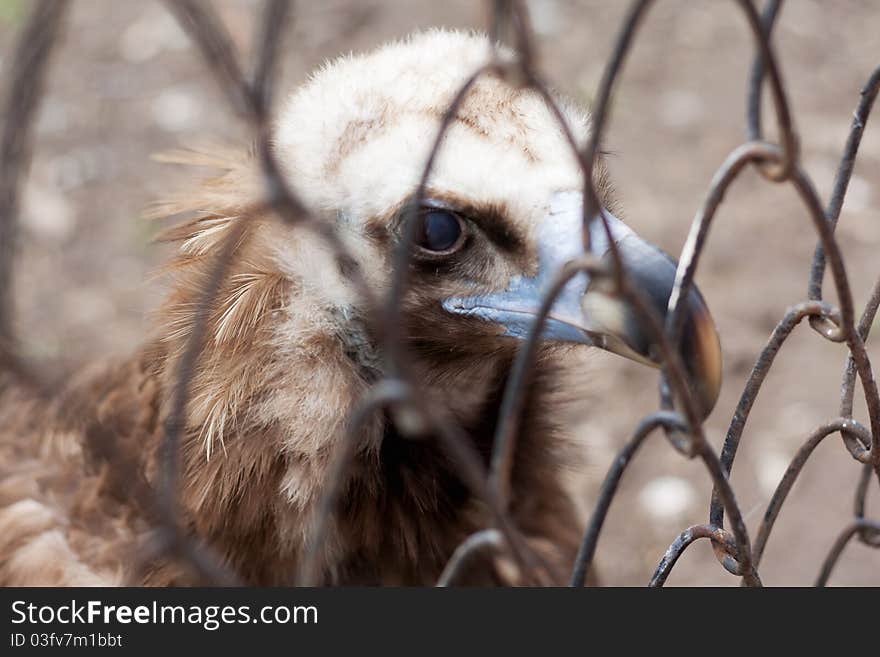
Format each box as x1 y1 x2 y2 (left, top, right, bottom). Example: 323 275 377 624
1 0 878 586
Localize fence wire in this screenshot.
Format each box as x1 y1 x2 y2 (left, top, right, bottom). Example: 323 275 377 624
1 0 878 586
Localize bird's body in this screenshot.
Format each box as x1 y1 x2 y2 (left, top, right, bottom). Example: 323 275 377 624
0 30 720 586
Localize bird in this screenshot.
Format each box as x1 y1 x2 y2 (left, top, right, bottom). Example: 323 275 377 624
0 29 721 586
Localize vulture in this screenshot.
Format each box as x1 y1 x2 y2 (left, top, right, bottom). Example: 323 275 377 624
0 29 720 586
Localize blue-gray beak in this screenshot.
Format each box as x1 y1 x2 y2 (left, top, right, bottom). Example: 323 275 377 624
442 191 722 418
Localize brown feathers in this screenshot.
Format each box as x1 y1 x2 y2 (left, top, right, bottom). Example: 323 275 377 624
0 30 594 586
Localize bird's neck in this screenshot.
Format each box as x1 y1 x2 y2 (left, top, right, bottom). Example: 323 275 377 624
55 318 576 584
50 223 579 584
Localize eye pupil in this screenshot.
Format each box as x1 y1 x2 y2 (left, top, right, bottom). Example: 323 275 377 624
416 210 462 253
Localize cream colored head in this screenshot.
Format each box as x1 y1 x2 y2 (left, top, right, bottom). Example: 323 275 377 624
275 28 588 246
268 29 719 416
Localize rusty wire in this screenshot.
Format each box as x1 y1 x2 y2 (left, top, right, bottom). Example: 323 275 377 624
1 0 878 587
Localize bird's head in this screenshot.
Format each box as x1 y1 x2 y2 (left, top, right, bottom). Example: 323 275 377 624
270 29 721 418
149 29 724 579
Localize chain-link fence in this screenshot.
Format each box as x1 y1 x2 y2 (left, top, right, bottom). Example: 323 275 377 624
1 0 878 586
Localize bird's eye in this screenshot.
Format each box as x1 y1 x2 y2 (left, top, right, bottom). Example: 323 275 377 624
413 209 465 254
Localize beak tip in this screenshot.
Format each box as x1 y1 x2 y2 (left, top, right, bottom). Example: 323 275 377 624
697 321 723 419
681 296 722 420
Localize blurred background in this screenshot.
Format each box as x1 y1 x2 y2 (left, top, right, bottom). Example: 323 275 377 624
0 0 878 585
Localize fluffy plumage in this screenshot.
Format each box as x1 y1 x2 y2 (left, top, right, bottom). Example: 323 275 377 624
0 29 614 585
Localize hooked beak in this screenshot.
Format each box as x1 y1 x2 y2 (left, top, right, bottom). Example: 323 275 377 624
442 191 722 418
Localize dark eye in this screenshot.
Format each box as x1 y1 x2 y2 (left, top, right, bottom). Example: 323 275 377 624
414 209 465 254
